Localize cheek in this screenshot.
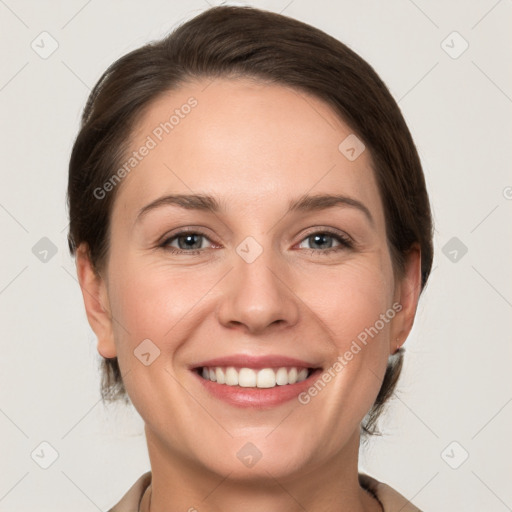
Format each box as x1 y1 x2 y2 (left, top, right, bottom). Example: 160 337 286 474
319 254 395 343
109 263 199 340
105 262 204 418
313 256 395 399
106 256 227 376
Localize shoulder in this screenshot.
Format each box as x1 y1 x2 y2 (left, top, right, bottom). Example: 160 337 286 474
359 472 424 512
107 471 152 512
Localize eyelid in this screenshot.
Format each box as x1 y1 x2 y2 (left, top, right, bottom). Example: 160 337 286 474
157 226 218 245
298 226 354 244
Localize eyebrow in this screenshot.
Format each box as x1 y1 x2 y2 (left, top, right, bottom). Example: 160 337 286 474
135 193 374 226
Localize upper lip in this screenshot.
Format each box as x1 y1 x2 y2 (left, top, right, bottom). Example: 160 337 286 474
191 354 322 370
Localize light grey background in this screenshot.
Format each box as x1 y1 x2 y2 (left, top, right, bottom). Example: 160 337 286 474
1 0 511 510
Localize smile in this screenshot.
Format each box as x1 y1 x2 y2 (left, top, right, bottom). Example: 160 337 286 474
198 366 312 388
190 354 323 408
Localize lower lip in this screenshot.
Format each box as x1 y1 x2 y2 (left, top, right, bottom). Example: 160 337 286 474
192 369 322 409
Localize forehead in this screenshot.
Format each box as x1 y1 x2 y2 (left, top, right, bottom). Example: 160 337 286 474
112 77 384 227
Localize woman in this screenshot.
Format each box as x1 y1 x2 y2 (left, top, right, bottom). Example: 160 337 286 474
67 5 433 511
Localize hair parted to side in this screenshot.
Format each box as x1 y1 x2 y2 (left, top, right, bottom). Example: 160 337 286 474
67 6 434 437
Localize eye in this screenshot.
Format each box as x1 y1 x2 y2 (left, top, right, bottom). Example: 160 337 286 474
160 231 213 255
297 230 353 255
159 229 354 256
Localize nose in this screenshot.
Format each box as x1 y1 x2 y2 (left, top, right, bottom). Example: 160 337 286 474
216 246 300 335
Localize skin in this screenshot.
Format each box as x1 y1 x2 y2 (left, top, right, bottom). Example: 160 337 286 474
76 77 421 512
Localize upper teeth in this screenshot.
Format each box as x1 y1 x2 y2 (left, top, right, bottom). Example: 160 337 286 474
201 366 309 388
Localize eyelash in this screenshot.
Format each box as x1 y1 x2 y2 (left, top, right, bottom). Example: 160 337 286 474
158 228 354 257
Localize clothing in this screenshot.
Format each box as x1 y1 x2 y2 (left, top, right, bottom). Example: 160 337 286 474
108 471 423 511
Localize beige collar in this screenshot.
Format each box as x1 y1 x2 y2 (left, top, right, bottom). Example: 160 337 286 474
108 471 423 512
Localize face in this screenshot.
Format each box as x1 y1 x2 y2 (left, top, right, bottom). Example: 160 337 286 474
79 77 420 482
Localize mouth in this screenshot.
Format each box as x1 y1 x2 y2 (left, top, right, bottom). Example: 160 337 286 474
190 356 323 408
194 365 315 388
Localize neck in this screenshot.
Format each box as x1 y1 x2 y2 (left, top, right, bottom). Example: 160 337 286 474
141 428 381 512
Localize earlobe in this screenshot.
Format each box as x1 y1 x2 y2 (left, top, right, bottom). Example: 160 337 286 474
390 243 422 354
75 244 117 359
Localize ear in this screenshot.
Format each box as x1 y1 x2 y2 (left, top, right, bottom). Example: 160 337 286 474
75 244 117 359
390 243 422 354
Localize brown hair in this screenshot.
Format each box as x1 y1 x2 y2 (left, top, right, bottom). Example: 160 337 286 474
67 5 434 437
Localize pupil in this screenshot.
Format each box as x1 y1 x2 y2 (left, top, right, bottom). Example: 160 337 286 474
179 234 201 250
311 234 331 249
